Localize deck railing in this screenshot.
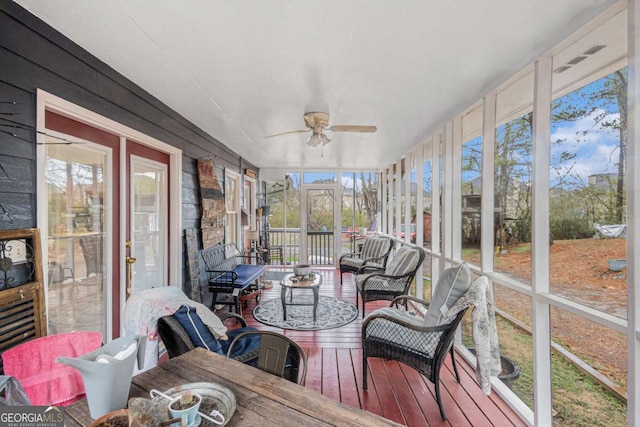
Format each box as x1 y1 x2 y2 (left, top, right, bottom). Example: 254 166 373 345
266 228 358 265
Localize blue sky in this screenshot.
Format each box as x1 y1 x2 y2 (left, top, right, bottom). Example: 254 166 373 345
550 109 620 188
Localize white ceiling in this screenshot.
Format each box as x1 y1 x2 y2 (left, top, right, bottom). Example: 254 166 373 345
16 0 617 170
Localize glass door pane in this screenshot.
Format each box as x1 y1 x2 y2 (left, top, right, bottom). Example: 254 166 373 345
306 188 335 265
130 156 167 293
225 170 240 247
46 142 107 336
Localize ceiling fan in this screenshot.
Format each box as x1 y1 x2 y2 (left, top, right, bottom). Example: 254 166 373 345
265 112 377 148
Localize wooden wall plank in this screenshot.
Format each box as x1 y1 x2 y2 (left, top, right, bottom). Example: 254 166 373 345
0 155 33 193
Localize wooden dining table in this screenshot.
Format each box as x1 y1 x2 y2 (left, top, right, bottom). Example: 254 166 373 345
64 347 402 426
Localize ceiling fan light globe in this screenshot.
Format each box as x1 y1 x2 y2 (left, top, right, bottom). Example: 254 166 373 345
307 134 322 147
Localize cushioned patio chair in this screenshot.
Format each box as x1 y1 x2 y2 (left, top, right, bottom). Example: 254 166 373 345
339 235 393 285
362 263 473 420
226 330 307 386
355 244 425 317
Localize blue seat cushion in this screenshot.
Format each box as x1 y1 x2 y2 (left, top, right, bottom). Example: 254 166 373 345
172 305 224 355
232 264 265 284
221 327 261 360
210 265 265 289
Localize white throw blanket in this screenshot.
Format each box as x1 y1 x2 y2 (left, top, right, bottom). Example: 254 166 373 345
124 286 228 340
445 276 501 394
124 287 229 373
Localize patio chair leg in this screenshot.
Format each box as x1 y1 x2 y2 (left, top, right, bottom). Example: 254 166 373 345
450 347 461 383
340 271 343 285
435 379 448 420
362 356 368 390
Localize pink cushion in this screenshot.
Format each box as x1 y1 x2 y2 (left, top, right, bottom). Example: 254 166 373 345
3 331 103 405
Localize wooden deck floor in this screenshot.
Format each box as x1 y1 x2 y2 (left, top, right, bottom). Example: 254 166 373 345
226 268 527 427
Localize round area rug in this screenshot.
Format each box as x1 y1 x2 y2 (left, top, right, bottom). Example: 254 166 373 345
253 295 358 330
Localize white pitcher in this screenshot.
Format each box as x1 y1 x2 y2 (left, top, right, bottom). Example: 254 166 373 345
57 335 146 419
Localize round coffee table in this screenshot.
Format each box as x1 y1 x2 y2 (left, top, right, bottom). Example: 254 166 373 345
280 272 323 322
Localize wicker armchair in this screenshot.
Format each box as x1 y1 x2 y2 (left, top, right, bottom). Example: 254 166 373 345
355 245 425 317
339 235 393 285
363 295 470 420
362 262 473 420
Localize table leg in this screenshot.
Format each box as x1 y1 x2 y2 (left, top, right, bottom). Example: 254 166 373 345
313 287 319 322
280 286 287 320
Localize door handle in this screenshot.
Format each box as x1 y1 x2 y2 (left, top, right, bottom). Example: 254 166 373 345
126 255 136 296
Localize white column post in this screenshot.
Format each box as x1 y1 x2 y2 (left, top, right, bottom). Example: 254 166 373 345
481 94 497 273
431 132 442 282
442 121 454 265
451 116 463 261
627 1 640 425
381 169 387 234
531 55 553 427
395 159 402 248
404 155 412 244
388 167 394 236
415 146 425 300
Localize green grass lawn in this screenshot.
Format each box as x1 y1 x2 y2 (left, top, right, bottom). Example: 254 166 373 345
489 317 627 426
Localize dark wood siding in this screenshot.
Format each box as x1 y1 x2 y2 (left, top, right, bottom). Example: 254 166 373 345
0 1 257 290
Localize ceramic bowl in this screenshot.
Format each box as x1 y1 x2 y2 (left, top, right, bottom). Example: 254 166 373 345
293 264 310 276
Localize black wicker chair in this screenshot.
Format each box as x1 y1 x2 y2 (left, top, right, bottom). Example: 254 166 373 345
362 262 473 420
355 245 425 317
157 311 258 364
226 330 308 385
362 295 470 420
339 235 393 285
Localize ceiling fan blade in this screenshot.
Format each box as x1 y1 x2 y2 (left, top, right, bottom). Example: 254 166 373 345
264 129 310 139
328 125 377 133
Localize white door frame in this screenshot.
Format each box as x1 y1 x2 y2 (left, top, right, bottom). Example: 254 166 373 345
36 89 182 340
301 182 341 266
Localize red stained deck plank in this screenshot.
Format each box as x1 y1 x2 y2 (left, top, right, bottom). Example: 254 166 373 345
399 363 453 427
456 355 528 426
322 348 341 401
305 346 323 394
384 360 429 427
367 357 407 425
353 348 385 417
336 348 361 409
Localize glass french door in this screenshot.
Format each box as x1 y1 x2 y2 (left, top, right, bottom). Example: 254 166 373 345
302 185 339 266
225 170 241 247
44 134 115 339
126 145 169 296
43 111 172 339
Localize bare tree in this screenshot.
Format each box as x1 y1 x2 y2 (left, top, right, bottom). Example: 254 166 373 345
359 172 377 228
